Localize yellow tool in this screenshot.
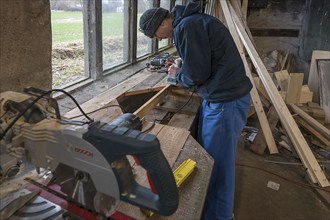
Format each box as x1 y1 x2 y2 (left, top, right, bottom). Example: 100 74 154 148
173 159 197 187
142 159 197 217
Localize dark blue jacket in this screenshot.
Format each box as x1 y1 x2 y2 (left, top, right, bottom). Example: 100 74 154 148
173 3 252 102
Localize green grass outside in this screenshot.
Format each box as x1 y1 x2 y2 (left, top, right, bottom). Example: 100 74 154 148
51 10 129 43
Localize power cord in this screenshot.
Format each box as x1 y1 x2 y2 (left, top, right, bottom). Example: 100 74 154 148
0 89 93 141
68 104 124 119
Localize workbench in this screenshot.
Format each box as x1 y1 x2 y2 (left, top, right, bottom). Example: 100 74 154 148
0 70 214 220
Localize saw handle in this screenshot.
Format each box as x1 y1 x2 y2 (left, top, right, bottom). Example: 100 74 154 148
132 148 179 215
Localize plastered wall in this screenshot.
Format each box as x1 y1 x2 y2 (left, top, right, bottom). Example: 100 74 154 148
0 0 51 93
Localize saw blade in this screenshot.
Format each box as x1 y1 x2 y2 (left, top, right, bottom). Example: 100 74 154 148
0 189 40 219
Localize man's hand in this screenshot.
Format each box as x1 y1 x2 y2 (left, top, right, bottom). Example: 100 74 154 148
168 64 180 78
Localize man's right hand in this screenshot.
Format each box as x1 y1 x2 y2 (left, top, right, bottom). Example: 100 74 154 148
168 64 180 79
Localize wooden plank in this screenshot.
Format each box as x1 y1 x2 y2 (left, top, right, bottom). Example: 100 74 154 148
289 104 330 140
274 70 289 91
69 99 123 123
124 87 164 97
167 113 196 130
134 85 172 119
64 71 150 118
307 50 330 102
250 106 280 154
125 72 167 95
286 73 304 104
294 116 330 149
220 0 278 154
143 108 168 124
153 76 168 88
230 3 329 186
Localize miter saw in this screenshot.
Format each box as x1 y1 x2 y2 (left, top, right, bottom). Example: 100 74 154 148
0 88 179 218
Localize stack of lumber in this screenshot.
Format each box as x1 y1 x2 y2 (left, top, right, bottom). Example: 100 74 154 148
207 0 329 187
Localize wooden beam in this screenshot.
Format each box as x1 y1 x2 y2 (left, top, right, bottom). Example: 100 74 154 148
134 85 172 119
230 2 329 187
123 87 164 96
250 106 280 154
294 116 330 149
289 104 330 140
220 0 278 154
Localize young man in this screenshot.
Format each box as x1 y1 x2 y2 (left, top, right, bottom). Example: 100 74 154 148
139 2 252 220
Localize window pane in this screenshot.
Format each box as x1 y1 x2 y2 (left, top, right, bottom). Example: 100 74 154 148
158 0 171 49
51 0 86 89
102 0 127 70
137 0 153 57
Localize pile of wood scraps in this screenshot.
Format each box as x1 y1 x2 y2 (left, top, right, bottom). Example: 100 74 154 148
211 0 329 187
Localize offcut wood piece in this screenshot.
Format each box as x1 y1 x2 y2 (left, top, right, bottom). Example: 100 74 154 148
289 104 330 141
299 85 313 104
308 50 330 102
220 0 278 154
286 73 304 104
274 70 289 91
230 4 329 187
316 59 330 123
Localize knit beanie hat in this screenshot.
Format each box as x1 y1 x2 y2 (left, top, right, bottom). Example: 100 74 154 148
139 7 169 38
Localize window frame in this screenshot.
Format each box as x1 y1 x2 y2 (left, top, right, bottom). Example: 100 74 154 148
64 0 178 85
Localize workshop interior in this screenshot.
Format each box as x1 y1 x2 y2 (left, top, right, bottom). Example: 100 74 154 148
0 0 329 220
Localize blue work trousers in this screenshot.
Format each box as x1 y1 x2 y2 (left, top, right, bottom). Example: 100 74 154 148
200 93 250 220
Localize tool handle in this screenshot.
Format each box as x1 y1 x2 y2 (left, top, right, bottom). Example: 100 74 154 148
133 148 179 215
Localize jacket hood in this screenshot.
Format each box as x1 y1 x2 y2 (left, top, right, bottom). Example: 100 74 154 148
173 2 201 27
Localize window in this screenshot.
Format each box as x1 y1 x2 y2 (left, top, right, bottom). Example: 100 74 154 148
158 0 172 49
102 0 128 70
51 0 184 89
137 0 154 58
51 0 86 89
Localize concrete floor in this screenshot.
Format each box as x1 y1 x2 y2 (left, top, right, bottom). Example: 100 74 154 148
234 138 330 220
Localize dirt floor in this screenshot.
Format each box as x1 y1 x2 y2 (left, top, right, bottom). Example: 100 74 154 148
234 136 330 220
